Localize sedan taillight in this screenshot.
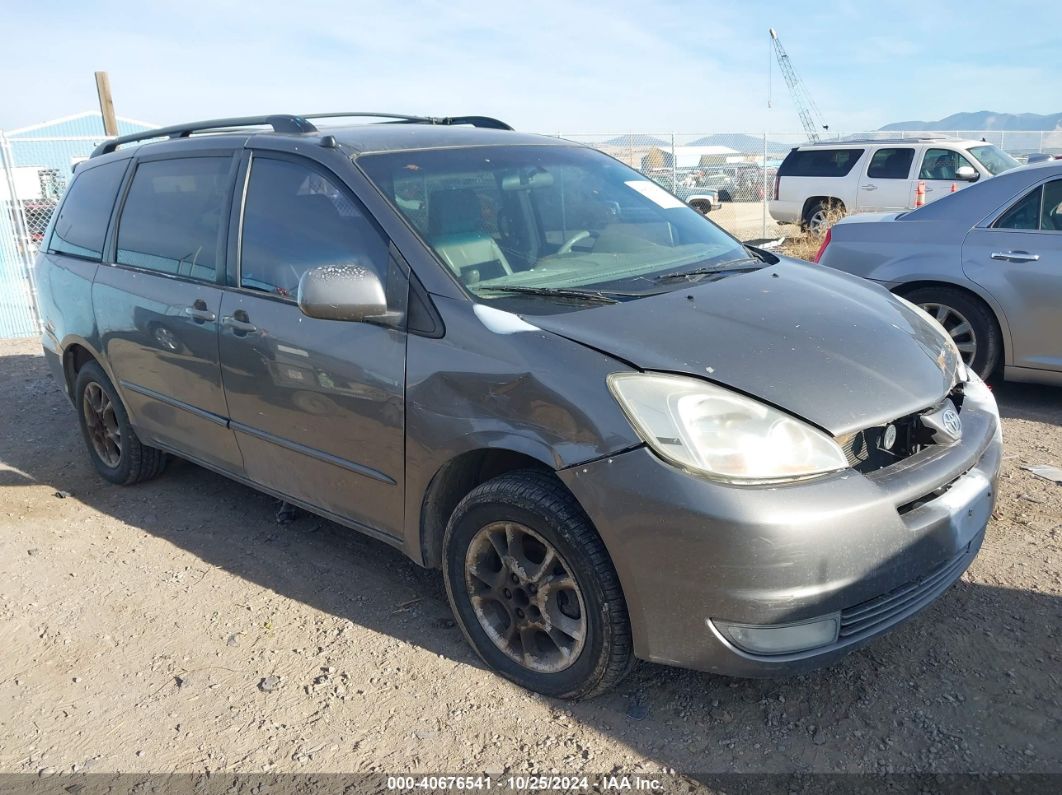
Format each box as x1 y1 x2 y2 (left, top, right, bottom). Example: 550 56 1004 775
812 228 832 263
773 173 780 201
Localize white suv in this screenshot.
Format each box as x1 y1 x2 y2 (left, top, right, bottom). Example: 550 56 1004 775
769 137 1019 230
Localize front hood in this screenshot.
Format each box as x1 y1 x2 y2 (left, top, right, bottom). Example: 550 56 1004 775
531 260 960 436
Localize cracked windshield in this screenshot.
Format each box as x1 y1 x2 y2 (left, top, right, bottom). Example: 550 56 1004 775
359 146 755 306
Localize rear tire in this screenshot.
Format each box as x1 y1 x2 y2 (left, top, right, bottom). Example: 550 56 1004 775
75 362 167 485
902 286 1002 379
802 199 843 232
442 470 633 699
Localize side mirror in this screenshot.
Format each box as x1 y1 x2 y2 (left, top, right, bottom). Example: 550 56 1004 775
297 264 389 322
955 165 979 182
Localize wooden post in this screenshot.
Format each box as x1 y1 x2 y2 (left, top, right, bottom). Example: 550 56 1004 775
95 71 118 137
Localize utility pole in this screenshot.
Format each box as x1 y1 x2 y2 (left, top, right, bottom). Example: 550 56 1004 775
95 71 118 137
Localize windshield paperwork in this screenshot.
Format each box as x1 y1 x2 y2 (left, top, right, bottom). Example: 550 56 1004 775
968 144 1019 176
357 145 754 308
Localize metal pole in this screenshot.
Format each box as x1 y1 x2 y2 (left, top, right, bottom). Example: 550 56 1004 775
762 133 768 238
671 133 677 192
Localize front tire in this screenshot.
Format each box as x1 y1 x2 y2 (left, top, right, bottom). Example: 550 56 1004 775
75 362 167 485
902 286 1001 379
443 470 633 699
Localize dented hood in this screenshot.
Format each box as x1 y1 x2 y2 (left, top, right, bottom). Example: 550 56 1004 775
531 260 960 436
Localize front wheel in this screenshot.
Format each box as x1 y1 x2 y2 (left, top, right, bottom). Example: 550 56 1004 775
442 471 633 699
902 286 1002 379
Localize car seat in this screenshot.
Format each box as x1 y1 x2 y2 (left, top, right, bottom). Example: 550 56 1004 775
427 187 512 282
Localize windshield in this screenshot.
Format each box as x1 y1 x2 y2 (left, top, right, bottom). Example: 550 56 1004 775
358 145 750 305
968 144 1019 175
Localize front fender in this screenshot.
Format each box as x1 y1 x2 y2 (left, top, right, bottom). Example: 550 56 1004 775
402 295 641 560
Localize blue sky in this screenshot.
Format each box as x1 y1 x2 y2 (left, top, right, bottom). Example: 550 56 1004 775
2 0 1059 133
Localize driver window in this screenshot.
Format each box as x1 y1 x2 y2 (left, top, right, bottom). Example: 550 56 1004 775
240 157 389 298
919 149 974 181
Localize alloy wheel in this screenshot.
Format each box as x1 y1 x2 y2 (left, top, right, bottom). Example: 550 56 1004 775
83 382 122 468
919 302 977 365
464 521 587 674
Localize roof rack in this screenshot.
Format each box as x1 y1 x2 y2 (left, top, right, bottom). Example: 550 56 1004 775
301 112 513 130
90 112 513 157
805 135 957 146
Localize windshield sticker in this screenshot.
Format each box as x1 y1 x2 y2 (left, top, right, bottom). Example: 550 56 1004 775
474 304 539 335
625 180 686 209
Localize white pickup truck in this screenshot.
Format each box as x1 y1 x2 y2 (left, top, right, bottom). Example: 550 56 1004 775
769 136 1019 230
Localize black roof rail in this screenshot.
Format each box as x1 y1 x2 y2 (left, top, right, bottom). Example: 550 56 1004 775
90 114 318 157
301 112 513 130
90 112 514 158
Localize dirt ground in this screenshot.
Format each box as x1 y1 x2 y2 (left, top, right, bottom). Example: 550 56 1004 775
0 336 1059 782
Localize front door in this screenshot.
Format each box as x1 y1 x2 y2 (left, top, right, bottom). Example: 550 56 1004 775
856 146 915 211
218 153 407 539
94 153 243 471
918 147 977 205
963 177 1062 373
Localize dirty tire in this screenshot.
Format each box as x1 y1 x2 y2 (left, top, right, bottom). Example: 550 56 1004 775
443 470 633 699
802 199 841 232
75 361 167 485
902 286 1002 379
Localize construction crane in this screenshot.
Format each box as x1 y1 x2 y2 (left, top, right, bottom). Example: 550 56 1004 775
769 28 829 142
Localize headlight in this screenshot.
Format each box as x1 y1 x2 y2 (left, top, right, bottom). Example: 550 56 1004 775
894 295 968 383
608 373 849 484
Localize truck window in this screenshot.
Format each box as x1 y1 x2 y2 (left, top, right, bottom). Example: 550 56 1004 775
866 148 914 180
778 149 864 178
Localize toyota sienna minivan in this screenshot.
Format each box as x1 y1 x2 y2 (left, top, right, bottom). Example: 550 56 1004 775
35 113 1002 699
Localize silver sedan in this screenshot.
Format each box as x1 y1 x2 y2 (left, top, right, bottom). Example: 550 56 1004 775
817 160 1062 385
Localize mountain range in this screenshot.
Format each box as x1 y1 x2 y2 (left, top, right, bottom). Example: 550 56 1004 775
881 111 1062 131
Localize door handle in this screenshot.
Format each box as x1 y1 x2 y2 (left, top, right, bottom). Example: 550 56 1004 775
861 184 877 191
183 306 216 322
991 251 1040 262
222 313 258 334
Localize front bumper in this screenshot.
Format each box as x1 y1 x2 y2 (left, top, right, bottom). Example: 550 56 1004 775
559 379 1002 677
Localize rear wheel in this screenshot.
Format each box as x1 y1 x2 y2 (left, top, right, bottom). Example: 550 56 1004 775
442 470 633 699
802 199 843 233
689 200 712 215
902 286 1002 379
75 362 167 485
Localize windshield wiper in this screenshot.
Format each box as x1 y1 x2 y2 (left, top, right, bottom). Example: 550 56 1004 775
477 285 620 304
651 256 761 283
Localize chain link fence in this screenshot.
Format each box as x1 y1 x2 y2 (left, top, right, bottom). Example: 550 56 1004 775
0 115 118 338
2 125 1060 338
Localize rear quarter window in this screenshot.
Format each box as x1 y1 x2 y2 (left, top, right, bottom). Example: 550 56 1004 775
47 160 127 260
779 148 865 178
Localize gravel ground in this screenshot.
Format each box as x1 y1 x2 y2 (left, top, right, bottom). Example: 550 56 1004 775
0 336 1059 782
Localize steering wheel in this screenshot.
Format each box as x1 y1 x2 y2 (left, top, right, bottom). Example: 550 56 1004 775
557 230 593 254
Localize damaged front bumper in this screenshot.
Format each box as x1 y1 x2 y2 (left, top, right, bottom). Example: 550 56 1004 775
559 378 1002 677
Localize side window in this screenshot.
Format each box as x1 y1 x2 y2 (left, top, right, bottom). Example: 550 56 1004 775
994 186 1042 230
919 149 974 181
116 157 231 281
779 148 864 177
240 157 389 298
866 148 914 179
47 160 127 260
1040 180 1062 231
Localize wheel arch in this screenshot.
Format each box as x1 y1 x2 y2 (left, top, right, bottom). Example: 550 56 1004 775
801 195 845 222
891 279 1011 366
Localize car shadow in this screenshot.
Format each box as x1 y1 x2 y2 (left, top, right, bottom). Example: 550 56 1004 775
2 350 1060 776
992 378 1062 425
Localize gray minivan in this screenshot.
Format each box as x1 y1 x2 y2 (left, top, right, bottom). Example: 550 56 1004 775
36 114 1002 699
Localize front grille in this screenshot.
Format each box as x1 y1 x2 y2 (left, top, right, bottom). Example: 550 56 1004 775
838 547 970 639
837 383 966 475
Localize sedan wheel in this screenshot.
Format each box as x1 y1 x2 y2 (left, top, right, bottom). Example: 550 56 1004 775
919 302 977 365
